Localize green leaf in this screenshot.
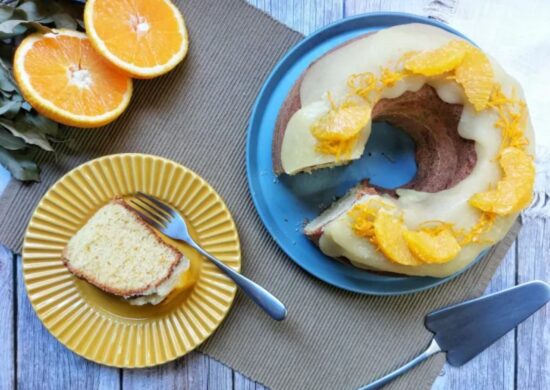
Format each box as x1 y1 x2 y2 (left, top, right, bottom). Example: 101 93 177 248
0 99 21 118
0 5 16 23
17 0 50 22
0 19 28 38
0 127 26 150
0 146 40 181
0 68 16 92
53 12 76 29
24 111 59 136
0 115 53 151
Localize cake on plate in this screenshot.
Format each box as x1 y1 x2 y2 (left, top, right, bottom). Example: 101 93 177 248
272 24 535 277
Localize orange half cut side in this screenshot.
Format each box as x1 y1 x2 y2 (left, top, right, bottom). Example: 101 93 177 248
84 0 189 78
14 30 133 128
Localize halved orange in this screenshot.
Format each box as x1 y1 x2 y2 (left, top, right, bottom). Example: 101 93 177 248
84 0 189 78
14 30 133 128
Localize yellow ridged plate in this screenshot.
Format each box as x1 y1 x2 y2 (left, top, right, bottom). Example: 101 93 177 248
22 154 241 367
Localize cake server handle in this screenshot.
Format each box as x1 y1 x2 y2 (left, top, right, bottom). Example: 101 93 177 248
357 338 441 390
190 242 287 321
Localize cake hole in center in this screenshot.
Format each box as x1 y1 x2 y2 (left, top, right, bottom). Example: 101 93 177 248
362 121 417 189
278 121 417 208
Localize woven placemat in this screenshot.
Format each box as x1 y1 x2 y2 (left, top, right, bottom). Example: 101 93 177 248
0 1 519 389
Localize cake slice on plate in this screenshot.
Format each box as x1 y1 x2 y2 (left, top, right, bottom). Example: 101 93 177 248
62 197 189 305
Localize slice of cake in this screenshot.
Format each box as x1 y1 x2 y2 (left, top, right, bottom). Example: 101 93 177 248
62 197 189 305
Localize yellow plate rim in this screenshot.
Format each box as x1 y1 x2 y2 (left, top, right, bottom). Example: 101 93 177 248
22 153 241 368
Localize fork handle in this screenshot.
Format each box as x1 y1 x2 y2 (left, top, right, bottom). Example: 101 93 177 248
191 244 287 321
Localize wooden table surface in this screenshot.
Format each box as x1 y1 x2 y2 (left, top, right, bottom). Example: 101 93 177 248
0 1 548 389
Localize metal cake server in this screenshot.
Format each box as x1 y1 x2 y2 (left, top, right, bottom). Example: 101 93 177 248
128 192 287 321
359 280 550 390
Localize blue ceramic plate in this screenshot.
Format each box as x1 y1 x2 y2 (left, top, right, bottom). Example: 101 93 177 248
246 12 485 295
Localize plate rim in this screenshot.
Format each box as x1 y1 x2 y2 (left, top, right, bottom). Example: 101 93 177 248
245 12 489 296
22 152 241 368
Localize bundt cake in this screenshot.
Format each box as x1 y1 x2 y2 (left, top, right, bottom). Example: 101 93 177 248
272 24 535 277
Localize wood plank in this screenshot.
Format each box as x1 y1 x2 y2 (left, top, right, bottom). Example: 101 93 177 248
344 0 429 16
15 254 120 390
208 357 233 390
234 372 268 390
0 245 14 389
123 352 210 389
247 0 344 34
516 217 550 390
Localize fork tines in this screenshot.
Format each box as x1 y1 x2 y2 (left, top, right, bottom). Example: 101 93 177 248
128 192 175 229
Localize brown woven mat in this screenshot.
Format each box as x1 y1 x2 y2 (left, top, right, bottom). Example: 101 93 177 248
0 1 518 389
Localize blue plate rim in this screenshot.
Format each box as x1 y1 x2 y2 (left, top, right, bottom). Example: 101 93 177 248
246 12 485 295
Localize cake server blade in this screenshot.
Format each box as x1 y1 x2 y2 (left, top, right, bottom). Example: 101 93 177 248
359 280 550 390
425 279 550 366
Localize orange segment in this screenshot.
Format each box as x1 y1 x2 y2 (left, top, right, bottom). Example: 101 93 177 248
311 104 371 158
455 47 494 111
404 40 470 76
469 147 535 215
84 0 189 78
348 198 395 240
13 30 132 128
373 210 422 266
404 228 460 264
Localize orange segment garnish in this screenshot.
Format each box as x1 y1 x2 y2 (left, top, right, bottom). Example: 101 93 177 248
13 30 132 128
348 199 394 240
84 0 189 78
373 210 422 266
404 40 470 76
469 147 535 215
404 228 460 264
311 104 371 158
455 47 494 111
351 201 463 265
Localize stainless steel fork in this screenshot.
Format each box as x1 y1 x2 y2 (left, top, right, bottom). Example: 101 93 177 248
128 192 287 321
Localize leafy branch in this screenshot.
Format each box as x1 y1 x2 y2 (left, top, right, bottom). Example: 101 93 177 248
0 0 83 181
